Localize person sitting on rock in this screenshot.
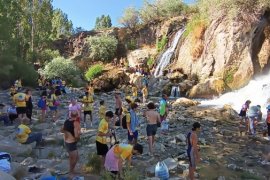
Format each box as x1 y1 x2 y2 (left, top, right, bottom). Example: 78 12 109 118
16 118 43 148
61 110 81 177
104 143 143 177
187 122 201 180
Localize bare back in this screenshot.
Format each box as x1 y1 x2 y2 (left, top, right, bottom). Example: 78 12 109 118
145 110 160 125
115 96 122 109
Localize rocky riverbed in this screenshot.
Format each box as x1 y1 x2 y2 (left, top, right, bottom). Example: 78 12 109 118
0 89 269 180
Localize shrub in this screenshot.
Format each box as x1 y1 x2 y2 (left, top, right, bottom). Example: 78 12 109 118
147 57 155 68
156 35 168 52
127 39 137 50
38 49 60 64
140 0 186 23
119 7 140 30
43 57 80 83
0 56 38 88
85 64 103 81
100 167 142 180
87 35 118 61
84 153 102 174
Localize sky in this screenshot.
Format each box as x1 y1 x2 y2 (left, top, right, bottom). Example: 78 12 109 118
52 0 195 30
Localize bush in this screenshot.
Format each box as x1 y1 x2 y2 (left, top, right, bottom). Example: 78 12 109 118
38 49 60 64
140 0 186 23
127 39 137 50
156 35 168 52
119 7 140 30
43 57 80 83
100 167 142 180
147 57 155 68
85 64 103 81
0 56 38 88
87 35 118 61
84 153 102 174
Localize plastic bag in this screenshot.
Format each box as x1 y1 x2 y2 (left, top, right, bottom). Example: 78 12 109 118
0 152 11 173
161 120 169 131
155 161 169 180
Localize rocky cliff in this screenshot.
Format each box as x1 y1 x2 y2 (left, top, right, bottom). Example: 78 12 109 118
172 10 270 97
53 9 270 97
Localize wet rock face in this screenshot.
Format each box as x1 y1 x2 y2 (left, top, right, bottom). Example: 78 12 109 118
173 11 270 91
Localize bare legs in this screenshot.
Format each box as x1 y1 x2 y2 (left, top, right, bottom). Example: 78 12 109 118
69 150 79 175
148 135 155 155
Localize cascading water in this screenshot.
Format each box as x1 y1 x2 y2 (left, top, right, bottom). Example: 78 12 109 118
154 29 185 77
201 73 270 114
170 86 180 98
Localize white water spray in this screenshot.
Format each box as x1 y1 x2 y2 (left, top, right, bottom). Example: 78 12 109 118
201 74 270 114
154 29 185 77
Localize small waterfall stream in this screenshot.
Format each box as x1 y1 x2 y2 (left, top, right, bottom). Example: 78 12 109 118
154 29 185 77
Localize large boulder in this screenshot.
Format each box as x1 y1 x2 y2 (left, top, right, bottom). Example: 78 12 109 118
173 98 200 107
127 48 156 67
0 139 32 156
0 170 16 180
188 78 226 98
93 68 130 92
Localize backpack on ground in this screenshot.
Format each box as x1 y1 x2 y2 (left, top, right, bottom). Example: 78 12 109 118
38 98 46 108
0 152 11 173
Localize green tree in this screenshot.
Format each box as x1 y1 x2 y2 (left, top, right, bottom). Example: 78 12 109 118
87 35 118 61
94 14 112 29
51 8 73 39
118 7 140 30
43 57 80 82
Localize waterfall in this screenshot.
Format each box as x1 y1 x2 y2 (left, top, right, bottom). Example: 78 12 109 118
170 86 180 98
201 73 270 114
154 29 185 77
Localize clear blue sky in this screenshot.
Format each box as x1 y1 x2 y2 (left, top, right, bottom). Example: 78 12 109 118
52 0 195 30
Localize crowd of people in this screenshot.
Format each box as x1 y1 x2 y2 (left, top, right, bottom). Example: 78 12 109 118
0 77 203 180
239 100 270 140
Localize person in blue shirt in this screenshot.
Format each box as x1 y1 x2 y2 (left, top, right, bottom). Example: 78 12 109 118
127 103 140 145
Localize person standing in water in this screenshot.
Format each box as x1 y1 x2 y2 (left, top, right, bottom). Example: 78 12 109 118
239 100 251 132
144 102 160 156
187 122 201 180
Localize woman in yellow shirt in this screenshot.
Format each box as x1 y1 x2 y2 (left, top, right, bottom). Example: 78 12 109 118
47 89 58 122
16 118 43 147
104 143 143 176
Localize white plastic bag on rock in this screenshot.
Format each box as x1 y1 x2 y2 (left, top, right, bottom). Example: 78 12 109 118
155 161 169 180
161 120 169 131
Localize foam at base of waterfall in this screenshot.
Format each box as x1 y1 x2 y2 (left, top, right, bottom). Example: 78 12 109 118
201 73 270 115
